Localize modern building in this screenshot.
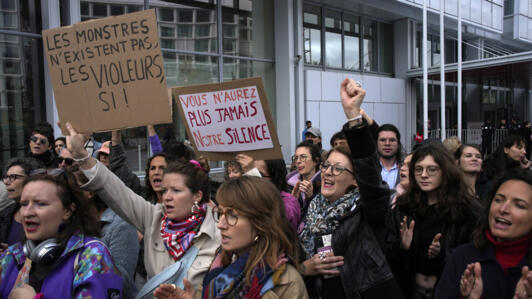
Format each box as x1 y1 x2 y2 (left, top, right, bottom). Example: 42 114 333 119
1 0 531 169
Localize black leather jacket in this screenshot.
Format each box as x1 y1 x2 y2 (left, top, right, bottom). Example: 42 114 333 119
305 121 399 299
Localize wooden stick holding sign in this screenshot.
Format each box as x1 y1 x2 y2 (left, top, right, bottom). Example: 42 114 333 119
173 77 283 161
42 9 172 135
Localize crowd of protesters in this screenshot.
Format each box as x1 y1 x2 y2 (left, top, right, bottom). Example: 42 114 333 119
1 79 532 299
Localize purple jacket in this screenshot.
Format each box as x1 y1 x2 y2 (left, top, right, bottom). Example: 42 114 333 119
280 191 301 232
0 233 123 299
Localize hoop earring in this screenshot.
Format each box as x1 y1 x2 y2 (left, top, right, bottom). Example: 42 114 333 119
191 201 200 213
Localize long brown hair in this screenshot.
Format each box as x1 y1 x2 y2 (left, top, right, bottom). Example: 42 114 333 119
216 176 299 283
397 143 474 220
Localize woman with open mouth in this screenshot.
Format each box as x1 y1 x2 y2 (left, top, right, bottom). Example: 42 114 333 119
297 78 402 299
63 122 220 294
386 143 479 299
153 176 308 299
435 169 532 299
0 170 122 298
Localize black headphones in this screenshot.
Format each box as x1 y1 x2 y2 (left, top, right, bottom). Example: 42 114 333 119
23 238 62 264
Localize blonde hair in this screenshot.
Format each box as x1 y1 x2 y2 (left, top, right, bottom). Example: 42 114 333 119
216 176 299 283
442 136 462 156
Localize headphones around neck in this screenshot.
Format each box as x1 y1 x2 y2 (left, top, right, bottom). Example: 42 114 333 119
23 238 62 264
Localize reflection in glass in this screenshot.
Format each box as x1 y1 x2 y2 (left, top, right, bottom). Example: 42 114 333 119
325 32 342 68
363 21 377 71
222 0 274 59
0 35 44 166
344 36 359 70
304 28 321 65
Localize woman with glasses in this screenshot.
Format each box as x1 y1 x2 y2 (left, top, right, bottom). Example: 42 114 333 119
153 176 307 299
1 158 39 250
297 79 402 299
26 122 58 169
435 169 532 299
63 122 220 291
287 141 322 222
385 143 478 299
0 171 123 298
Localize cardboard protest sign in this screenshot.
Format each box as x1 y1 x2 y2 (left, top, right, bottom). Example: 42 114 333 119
42 9 172 134
173 78 283 161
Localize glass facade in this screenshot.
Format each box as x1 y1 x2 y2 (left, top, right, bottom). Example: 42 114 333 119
0 0 45 167
303 3 394 74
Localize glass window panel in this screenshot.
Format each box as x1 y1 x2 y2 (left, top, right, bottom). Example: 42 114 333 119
471 0 482 22
178 24 192 38
159 8 174 22
223 39 236 53
196 24 211 37
161 39 175 49
160 26 175 38
0 12 17 28
304 4 321 25
504 0 514 15
304 28 321 65
0 43 18 58
127 5 142 13
81 2 89 16
493 4 502 29
482 1 493 27
344 36 360 70
110 5 124 16
223 25 235 37
362 21 377 71
222 0 274 59
0 0 15 10
179 10 193 22
325 32 342 68
93 3 108 17
196 10 211 22
195 39 209 52
378 23 393 73
324 9 341 31
0 35 45 166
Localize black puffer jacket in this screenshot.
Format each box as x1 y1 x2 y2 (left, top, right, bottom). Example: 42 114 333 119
0 201 18 244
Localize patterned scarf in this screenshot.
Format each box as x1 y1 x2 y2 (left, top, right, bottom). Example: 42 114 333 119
298 190 359 258
160 204 206 261
202 252 288 299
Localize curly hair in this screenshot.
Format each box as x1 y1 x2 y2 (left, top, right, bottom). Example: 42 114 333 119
396 143 474 220
472 169 532 250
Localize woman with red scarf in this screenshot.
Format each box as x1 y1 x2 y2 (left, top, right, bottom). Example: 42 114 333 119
435 169 532 299
153 176 308 299
63 123 220 291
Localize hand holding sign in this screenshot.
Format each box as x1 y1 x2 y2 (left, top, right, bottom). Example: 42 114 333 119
42 9 171 135
173 78 282 161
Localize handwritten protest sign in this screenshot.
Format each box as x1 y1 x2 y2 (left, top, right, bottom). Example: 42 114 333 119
173 78 283 161
42 9 172 134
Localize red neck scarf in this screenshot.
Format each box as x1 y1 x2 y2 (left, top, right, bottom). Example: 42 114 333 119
160 205 206 261
485 230 531 271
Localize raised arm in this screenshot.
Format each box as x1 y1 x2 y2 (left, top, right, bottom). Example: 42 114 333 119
66 123 156 232
148 125 163 154
340 79 389 230
109 130 143 195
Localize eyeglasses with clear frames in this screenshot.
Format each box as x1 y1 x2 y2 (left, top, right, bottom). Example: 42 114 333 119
291 154 308 162
320 162 354 176
212 206 239 226
414 166 440 177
